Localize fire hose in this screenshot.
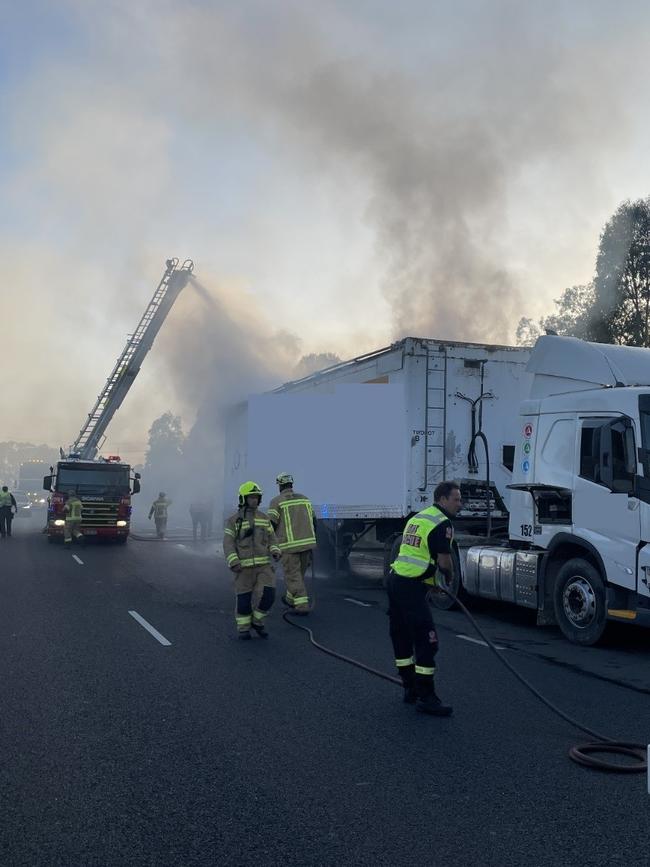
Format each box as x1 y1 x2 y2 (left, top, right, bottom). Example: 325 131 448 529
283 566 647 774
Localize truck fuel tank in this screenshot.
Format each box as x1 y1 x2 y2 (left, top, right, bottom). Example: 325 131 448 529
464 546 541 609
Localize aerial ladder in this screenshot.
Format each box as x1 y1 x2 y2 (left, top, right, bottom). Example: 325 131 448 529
69 258 194 460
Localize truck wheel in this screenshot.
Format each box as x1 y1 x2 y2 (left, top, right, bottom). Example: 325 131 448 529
429 544 463 611
553 558 607 646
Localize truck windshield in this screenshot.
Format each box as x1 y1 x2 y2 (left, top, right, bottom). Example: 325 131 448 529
639 395 650 476
56 466 130 495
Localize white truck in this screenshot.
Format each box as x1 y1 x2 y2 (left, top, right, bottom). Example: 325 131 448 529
224 335 650 645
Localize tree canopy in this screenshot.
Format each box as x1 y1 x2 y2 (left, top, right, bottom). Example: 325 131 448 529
517 198 650 347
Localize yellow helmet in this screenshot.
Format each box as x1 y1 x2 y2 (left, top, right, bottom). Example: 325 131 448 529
238 481 263 507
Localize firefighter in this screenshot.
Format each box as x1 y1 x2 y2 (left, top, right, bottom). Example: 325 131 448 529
148 492 171 539
0 486 17 538
268 473 316 614
63 490 84 544
189 499 210 542
223 481 282 640
387 481 463 716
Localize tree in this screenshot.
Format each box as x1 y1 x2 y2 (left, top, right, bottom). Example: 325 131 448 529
591 198 650 346
517 197 650 348
293 352 341 378
145 412 185 470
515 284 595 346
143 412 185 502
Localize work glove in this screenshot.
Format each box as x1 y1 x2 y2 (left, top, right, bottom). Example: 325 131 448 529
231 563 242 573
433 568 451 590
272 550 282 561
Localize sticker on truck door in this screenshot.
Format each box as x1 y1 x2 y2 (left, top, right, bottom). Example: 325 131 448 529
523 423 534 439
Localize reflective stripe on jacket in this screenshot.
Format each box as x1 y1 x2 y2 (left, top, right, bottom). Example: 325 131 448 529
150 498 170 519
268 490 316 553
223 508 281 569
391 506 451 584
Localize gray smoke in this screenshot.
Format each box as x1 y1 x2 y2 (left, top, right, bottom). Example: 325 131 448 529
145 0 640 343
147 275 308 512
6 0 650 454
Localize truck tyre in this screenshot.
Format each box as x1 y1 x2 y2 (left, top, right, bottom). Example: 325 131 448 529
553 558 607 646
429 543 463 611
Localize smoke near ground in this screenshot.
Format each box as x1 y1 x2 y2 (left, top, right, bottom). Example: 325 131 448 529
137 274 338 519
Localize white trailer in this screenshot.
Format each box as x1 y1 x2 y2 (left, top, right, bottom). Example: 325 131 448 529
224 337 532 568
226 334 650 645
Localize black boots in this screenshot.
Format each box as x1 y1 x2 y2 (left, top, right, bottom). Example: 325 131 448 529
416 692 453 717
251 622 269 639
414 674 453 716
398 665 418 705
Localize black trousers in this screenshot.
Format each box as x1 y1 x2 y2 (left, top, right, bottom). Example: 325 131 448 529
0 507 13 537
191 514 207 540
387 571 439 673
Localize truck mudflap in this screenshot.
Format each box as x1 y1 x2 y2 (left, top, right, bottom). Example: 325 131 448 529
464 546 541 609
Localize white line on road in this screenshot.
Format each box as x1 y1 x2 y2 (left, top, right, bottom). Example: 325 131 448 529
344 597 373 607
456 634 506 651
72 555 84 565
128 610 172 646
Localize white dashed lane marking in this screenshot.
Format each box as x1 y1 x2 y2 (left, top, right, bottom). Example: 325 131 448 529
128 610 172 646
72 555 84 565
456 634 506 651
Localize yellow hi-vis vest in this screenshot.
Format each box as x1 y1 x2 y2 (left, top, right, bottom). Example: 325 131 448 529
391 506 450 583
268 490 316 553
0 491 12 508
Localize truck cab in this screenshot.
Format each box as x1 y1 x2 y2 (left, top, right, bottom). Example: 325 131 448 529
466 336 650 644
44 455 141 543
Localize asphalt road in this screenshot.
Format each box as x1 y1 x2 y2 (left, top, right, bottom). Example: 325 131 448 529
0 521 649 867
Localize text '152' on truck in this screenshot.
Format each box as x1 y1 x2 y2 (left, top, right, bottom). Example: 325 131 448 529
225 335 650 646
43 456 140 543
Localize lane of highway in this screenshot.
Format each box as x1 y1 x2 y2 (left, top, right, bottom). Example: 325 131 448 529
0 525 648 866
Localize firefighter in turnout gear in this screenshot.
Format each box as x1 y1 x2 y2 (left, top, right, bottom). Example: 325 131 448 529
149 492 171 539
268 473 316 614
387 481 463 716
223 482 282 640
63 491 84 544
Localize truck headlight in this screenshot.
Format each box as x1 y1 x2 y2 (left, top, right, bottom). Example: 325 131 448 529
116 520 128 527
54 519 65 527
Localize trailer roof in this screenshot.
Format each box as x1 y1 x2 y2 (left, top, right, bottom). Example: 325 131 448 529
273 335 527 392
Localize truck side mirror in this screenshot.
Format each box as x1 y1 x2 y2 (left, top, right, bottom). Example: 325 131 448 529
43 475 52 491
132 479 141 494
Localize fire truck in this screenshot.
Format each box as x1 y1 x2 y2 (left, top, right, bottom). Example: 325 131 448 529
44 258 194 543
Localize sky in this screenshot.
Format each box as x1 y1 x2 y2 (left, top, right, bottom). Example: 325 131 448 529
4 0 650 464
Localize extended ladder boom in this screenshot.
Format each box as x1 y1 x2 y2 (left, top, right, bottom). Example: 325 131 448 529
71 258 194 460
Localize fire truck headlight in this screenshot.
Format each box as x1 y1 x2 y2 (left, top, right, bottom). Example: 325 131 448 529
54 519 65 527
116 520 128 527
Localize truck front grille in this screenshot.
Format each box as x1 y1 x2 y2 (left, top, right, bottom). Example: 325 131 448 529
81 503 121 527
